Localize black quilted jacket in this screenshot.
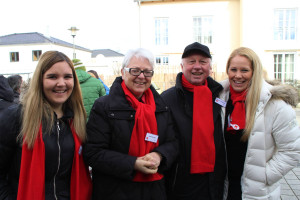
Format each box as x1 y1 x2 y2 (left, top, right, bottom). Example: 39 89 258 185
83 77 178 200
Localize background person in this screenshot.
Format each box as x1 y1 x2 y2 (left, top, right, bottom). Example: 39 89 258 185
75 65 106 119
87 70 110 95
0 75 14 112
0 51 92 200
161 42 226 200
83 48 178 200
219 47 300 199
7 74 23 104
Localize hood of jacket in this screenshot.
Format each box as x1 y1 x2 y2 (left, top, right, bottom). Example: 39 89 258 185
268 81 298 107
75 69 92 84
0 75 14 102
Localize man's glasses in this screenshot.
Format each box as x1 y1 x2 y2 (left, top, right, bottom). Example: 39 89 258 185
124 67 154 77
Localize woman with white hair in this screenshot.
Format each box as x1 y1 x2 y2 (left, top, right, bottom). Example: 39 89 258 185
83 48 178 200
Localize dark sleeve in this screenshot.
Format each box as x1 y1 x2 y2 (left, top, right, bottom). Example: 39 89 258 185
153 108 179 173
0 105 20 200
83 99 137 180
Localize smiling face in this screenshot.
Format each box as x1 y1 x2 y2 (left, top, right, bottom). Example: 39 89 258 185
121 56 152 99
181 54 211 86
43 61 74 112
227 55 253 92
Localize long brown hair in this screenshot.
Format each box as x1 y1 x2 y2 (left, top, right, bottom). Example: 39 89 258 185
20 51 86 148
226 47 263 141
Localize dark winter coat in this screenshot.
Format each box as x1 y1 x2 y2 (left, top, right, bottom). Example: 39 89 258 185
0 105 76 200
12 92 20 104
161 73 227 200
83 76 178 200
0 75 14 112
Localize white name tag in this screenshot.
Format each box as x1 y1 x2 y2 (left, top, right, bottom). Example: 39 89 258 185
78 145 82 155
145 133 158 143
215 97 227 107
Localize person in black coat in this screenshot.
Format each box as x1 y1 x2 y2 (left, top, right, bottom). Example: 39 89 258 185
7 75 23 104
0 51 92 200
161 42 227 200
0 75 14 112
83 48 178 200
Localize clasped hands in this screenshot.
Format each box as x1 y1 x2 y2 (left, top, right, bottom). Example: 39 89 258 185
134 152 162 174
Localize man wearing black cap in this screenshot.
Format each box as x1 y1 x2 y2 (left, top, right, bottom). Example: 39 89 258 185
161 42 226 200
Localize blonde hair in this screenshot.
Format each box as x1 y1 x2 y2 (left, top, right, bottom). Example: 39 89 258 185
20 51 87 148
226 47 263 141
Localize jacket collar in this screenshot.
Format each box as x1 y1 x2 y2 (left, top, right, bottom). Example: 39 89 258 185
175 72 223 97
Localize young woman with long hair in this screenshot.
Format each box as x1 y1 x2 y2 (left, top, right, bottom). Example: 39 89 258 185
0 51 92 200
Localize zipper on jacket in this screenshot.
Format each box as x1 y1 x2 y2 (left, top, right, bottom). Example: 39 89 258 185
53 120 61 200
172 163 179 191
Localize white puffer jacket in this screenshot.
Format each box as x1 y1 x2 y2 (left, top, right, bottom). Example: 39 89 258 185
219 79 300 200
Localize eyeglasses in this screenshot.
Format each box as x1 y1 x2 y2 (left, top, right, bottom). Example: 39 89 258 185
124 67 154 77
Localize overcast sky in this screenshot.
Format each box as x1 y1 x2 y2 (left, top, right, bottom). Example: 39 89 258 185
0 0 140 53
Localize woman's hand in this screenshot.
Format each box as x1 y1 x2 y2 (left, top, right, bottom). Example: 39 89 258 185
142 152 162 169
134 157 158 174
134 152 162 174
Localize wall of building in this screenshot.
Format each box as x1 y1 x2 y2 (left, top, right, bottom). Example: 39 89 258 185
138 0 300 83
139 0 240 80
0 44 91 76
241 0 300 80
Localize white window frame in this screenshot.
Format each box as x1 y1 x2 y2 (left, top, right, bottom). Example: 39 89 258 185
274 53 295 83
193 16 213 44
155 18 168 46
10 52 19 62
32 50 42 61
155 55 169 65
274 8 297 40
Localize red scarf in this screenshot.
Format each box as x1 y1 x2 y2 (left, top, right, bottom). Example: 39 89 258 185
17 121 92 200
227 86 247 133
181 74 215 174
121 81 163 182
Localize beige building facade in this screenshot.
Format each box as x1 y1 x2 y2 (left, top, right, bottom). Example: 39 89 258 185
137 0 300 86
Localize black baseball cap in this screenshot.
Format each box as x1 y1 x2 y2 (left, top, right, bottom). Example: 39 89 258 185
182 42 212 58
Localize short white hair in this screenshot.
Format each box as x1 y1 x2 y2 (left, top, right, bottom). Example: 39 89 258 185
122 48 154 69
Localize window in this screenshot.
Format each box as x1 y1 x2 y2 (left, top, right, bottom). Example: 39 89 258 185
193 16 213 44
10 52 19 62
274 53 295 83
156 56 169 65
33 50 42 61
155 18 168 45
274 9 296 40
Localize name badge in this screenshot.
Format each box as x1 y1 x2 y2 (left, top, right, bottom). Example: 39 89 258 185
215 98 226 107
145 133 158 143
78 145 82 155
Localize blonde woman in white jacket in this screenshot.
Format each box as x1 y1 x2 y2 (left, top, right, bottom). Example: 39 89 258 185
219 47 300 200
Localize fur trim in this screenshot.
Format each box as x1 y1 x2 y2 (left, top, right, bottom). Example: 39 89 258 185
265 80 281 86
270 83 298 107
